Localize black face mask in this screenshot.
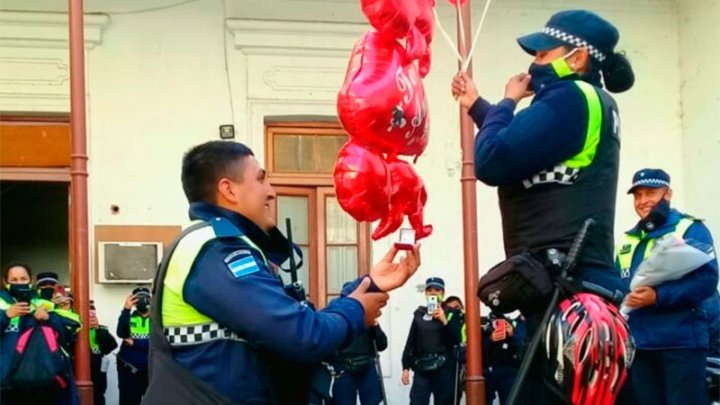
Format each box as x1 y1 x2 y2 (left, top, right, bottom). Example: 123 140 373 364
639 198 671 232
136 303 149 313
38 287 55 301
8 283 36 303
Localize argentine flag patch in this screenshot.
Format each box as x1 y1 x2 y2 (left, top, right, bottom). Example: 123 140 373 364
227 254 260 278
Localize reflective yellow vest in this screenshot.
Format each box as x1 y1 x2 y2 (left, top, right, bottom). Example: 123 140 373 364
161 221 267 345
0 295 57 332
616 217 696 279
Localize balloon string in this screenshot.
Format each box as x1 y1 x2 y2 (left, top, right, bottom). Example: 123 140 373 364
462 0 492 72
457 3 466 56
432 8 464 63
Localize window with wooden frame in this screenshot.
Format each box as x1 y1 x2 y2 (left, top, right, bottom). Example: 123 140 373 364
266 122 371 308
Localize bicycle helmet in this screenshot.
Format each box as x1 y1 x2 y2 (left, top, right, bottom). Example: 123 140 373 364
545 293 634 405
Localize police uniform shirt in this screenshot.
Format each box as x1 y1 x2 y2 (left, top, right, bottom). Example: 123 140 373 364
168 203 368 403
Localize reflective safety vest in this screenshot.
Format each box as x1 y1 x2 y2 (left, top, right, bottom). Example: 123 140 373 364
130 314 150 339
616 217 696 279
161 221 267 346
56 308 82 333
90 328 101 354
0 296 56 333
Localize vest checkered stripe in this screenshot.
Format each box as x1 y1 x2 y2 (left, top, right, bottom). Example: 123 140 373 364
4 324 19 333
91 348 102 355
523 164 581 189
542 27 607 62
130 333 150 339
164 322 247 346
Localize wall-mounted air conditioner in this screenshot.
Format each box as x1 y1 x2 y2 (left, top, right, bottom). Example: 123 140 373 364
97 241 162 284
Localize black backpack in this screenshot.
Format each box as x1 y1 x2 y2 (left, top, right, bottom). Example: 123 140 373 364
9 322 70 402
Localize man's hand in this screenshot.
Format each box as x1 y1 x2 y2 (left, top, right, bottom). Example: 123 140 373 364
504 73 534 104
624 286 658 308
6 302 31 318
123 338 134 346
124 294 138 310
431 307 448 325
401 369 411 386
349 278 389 327
451 71 479 109
33 306 49 322
369 244 421 292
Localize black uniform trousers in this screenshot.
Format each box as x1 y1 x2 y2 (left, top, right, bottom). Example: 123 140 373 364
409 356 457 405
332 363 382 405
91 354 107 405
118 360 149 405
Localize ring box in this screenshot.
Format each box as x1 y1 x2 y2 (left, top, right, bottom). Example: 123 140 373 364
394 228 416 250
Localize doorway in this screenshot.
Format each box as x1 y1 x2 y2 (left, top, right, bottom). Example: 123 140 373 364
0 181 70 284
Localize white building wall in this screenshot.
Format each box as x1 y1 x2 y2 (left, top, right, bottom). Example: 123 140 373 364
0 0 701 403
678 0 720 235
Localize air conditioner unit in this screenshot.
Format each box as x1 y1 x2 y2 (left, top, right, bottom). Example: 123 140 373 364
98 241 163 283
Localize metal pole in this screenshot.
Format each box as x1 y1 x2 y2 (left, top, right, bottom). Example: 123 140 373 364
456 1 486 404
69 0 93 403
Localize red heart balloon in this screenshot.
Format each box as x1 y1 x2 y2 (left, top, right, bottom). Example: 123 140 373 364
415 0 435 45
371 158 432 240
333 141 390 222
337 31 430 157
361 0 418 39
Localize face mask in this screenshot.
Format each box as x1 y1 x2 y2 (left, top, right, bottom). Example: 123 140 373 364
38 287 55 301
640 197 671 232
136 303 149 313
7 283 35 302
528 48 578 93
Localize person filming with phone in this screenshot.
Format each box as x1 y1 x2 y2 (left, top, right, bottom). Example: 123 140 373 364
401 277 463 405
117 287 151 405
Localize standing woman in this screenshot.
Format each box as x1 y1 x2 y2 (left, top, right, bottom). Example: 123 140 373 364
401 277 463 405
0 262 78 405
452 9 635 405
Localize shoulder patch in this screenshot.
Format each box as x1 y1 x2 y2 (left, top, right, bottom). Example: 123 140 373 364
224 249 253 264
226 253 260 278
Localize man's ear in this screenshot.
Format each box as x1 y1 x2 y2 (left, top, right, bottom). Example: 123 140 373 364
664 187 673 201
217 178 237 204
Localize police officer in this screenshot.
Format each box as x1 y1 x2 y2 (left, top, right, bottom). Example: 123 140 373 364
331 316 388 405
0 262 78 405
141 141 421 405
117 287 151 405
35 271 60 301
51 286 82 359
481 313 525 405
401 277 463 405
615 169 718 405
452 9 635 404
89 300 118 405
441 296 466 405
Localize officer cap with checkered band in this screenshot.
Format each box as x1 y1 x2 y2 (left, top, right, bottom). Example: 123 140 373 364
517 10 635 93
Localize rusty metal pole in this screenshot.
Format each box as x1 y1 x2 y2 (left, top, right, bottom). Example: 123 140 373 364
456 2 486 404
69 0 93 403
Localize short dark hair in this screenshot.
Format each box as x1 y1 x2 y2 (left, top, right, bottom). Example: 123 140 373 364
181 141 254 203
3 261 33 281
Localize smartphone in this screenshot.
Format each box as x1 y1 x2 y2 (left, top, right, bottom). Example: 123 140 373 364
14 287 36 304
426 295 438 315
493 319 507 341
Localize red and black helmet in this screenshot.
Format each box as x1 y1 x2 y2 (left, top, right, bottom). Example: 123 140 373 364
545 293 635 405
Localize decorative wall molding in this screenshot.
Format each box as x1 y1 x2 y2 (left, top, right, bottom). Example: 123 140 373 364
0 57 69 85
0 11 111 49
226 18 366 57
